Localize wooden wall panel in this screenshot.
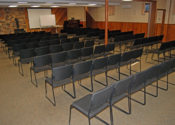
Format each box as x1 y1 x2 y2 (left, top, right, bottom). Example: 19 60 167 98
166 24 175 41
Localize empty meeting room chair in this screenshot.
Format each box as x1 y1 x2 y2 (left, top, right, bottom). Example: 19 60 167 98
91 57 108 86
30 54 51 87
18 48 35 76
120 49 143 76
51 51 67 68
106 54 121 81
35 46 50 56
67 49 81 64
105 43 115 55
49 45 62 53
74 42 84 49
81 47 93 60
45 65 75 106
73 60 93 92
84 40 94 47
69 85 113 125
62 43 74 51
93 44 105 58
111 75 134 115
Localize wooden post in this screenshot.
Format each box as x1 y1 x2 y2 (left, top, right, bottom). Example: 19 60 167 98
105 0 109 45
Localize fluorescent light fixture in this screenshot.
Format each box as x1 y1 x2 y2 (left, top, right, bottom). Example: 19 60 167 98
122 0 133 1
50 5 59 8
88 3 97 6
18 2 28 4
31 5 40 7
8 5 18 7
69 3 76 5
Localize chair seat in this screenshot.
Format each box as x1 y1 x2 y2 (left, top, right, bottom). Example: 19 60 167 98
45 77 72 88
92 68 106 76
32 65 51 73
52 62 65 68
19 57 33 64
73 72 90 81
111 93 128 105
72 94 109 118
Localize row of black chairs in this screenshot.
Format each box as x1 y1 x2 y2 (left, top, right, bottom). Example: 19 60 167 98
43 48 143 106
13 40 95 65
126 35 163 51
69 57 175 125
19 43 115 76
147 40 175 62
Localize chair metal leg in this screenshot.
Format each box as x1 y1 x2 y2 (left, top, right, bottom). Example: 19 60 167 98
94 75 108 87
79 77 93 92
152 74 168 91
143 81 158 97
18 61 24 76
69 106 73 125
131 87 146 105
110 104 114 125
45 81 56 106
62 82 76 99
30 68 38 87
88 117 91 125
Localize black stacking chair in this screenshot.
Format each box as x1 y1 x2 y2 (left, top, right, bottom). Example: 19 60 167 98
51 51 67 67
120 49 143 76
84 40 94 47
67 49 81 64
74 42 84 49
111 75 134 115
12 43 26 65
81 47 93 60
69 85 113 125
107 54 121 81
49 45 62 53
30 54 51 87
60 38 70 44
49 39 60 45
18 48 35 76
73 60 93 92
93 45 105 57
91 57 108 86
38 41 49 47
62 43 74 51
35 46 49 56
105 43 115 55
45 65 75 106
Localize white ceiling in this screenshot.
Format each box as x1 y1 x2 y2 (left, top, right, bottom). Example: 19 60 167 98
0 0 133 7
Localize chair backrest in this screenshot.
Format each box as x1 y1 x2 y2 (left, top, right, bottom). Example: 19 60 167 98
67 49 81 60
112 75 134 100
131 48 143 59
81 47 93 57
62 43 73 51
51 51 67 64
94 45 105 55
89 85 113 113
85 40 94 47
131 70 148 93
121 51 133 63
107 54 121 67
74 42 84 49
73 60 92 80
52 65 73 81
20 48 35 59
35 46 49 56
49 45 62 53
105 43 115 53
33 54 51 67
92 57 107 70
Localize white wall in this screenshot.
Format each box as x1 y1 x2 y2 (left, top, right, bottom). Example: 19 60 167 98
67 7 85 21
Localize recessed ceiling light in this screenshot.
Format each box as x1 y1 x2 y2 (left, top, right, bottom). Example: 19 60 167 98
31 5 40 7
8 5 18 7
88 3 97 6
50 5 59 8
